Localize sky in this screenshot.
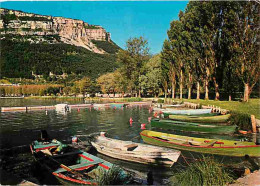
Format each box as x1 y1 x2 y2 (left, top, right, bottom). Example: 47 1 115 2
1 1 188 54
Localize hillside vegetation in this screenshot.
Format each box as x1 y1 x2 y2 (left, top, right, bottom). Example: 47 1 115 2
0 35 120 80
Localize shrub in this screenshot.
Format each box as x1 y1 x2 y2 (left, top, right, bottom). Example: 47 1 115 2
229 111 251 131
2 14 17 24
122 97 142 102
157 99 164 103
18 16 51 22
95 166 131 185
171 156 233 186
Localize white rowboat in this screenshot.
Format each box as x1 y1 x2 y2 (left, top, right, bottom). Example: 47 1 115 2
91 133 181 167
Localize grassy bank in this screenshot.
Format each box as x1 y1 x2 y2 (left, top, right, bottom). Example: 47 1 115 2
175 99 260 119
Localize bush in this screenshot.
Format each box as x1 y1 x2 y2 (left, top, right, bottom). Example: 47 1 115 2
91 40 121 54
95 166 131 185
2 14 17 24
171 156 233 186
122 97 142 102
157 99 164 103
18 16 51 22
229 111 252 131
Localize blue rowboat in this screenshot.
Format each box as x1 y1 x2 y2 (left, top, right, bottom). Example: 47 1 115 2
30 139 126 185
110 103 126 109
163 108 212 116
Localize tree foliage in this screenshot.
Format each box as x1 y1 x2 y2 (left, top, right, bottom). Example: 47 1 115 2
161 1 259 101
0 35 119 80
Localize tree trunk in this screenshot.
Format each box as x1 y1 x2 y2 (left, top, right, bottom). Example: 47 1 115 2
205 67 209 100
243 83 249 102
188 87 191 100
188 72 192 99
213 77 220 101
138 89 141 98
180 70 183 99
171 82 175 99
164 89 167 99
196 81 200 100
229 95 231 101
205 78 209 100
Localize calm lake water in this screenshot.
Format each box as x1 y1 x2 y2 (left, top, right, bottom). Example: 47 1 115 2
0 98 259 185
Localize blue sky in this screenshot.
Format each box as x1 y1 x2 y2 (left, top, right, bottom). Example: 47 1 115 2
1 1 188 54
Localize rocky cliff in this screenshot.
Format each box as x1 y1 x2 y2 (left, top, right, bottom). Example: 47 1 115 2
0 8 111 54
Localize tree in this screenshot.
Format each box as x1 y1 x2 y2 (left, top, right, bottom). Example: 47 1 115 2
227 1 260 102
75 77 92 97
97 72 116 96
161 40 177 99
141 54 162 97
117 37 150 97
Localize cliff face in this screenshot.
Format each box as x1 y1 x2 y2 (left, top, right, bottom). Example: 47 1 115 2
0 8 111 54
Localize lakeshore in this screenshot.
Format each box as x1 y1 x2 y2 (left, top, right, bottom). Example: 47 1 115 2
0 98 259 185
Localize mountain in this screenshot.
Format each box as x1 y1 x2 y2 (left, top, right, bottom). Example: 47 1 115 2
0 8 121 80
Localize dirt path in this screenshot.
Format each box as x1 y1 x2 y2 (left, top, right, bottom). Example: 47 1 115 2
229 170 260 186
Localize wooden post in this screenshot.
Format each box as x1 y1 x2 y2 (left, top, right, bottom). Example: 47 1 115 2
251 115 257 133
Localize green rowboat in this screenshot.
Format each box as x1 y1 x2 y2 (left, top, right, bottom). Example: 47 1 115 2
169 114 231 123
140 130 260 157
151 119 237 134
30 139 126 185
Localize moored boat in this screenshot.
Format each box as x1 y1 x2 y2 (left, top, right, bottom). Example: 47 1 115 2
30 139 125 185
163 108 212 115
151 119 237 134
140 130 260 157
169 114 231 123
91 133 181 167
110 103 127 109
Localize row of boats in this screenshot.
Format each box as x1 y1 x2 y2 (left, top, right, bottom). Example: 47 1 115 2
152 107 236 134
30 104 260 185
148 105 259 157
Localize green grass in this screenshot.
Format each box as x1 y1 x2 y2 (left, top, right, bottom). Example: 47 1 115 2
175 99 260 119
94 165 131 185
170 156 234 186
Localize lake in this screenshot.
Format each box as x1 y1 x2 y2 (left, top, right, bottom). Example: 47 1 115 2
0 98 259 185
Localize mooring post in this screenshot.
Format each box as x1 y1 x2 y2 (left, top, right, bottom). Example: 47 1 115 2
251 115 257 133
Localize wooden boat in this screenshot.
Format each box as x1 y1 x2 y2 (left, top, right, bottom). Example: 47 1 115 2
110 103 126 108
140 130 260 157
30 139 125 185
163 108 212 115
169 114 231 123
151 119 237 134
164 112 219 117
91 133 180 167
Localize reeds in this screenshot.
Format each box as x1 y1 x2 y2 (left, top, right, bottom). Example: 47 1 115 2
171 156 233 186
95 165 132 185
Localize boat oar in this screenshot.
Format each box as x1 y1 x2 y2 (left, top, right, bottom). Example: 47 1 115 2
38 151 88 179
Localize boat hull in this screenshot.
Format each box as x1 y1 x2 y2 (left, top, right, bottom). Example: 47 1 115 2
168 114 231 123
31 140 122 185
91 136 180 167
163 108 212 115
140 130 260 157
151 119 237 134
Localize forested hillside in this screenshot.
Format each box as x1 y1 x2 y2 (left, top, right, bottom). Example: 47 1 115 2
0 35 120 80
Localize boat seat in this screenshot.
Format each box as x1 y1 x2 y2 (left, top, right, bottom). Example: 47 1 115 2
54 159 104 173
122 144 138 151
